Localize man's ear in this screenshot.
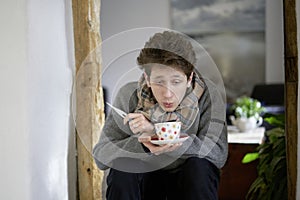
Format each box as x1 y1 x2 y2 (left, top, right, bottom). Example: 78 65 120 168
187 72 193 88
143 72 151 87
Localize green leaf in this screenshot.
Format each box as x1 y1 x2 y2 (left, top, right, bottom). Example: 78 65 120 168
246 177 265 200
242 152 259 163
264 113 285 128
266 127 285 137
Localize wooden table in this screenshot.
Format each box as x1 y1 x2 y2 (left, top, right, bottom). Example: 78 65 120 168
218 126 265 200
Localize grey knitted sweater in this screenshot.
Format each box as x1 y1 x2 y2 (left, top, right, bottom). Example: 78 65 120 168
93 81 228 172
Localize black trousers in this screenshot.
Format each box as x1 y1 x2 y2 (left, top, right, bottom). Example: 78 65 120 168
106 157 220 200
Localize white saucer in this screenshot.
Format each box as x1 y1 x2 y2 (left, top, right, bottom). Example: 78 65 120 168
150 134 189 146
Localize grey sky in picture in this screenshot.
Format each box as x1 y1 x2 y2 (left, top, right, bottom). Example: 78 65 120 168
171 0 265 34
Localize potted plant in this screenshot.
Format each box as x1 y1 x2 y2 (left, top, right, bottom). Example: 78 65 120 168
242 113 287 200
230 96 265 132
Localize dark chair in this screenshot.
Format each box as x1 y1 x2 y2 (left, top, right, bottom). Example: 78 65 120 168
251 83 285 130
251 83 284 106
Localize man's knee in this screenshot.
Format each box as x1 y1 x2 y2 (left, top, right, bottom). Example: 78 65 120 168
184 157 220 176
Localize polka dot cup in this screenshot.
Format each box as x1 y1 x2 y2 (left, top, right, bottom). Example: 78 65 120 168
154 121 181 141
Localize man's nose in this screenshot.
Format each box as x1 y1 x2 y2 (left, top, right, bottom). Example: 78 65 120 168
163 86 174 98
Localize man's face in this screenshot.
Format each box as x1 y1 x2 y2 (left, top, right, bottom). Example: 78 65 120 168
145 65 193 112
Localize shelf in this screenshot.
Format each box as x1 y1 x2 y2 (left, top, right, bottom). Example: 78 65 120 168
227 125 265 144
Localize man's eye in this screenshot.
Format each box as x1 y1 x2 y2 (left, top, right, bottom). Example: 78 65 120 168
172 80 182 85
151 81 163 87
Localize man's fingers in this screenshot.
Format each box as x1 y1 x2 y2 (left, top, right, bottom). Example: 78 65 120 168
124 113 142 125
142 142 182 155
138 135 151 143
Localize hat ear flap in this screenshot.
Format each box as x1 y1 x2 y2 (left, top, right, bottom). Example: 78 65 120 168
187 72 193 88
143 72 151 87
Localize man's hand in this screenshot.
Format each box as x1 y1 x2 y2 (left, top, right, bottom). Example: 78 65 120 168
138 133 182 155
124 113 154 134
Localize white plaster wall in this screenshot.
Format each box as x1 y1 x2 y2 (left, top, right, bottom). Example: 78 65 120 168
0 0 75 199
0 0 29 199
100 0 170 40
27 0 74 199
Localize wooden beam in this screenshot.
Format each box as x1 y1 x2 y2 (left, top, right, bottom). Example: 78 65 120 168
283 0 298 199
72 0 104 199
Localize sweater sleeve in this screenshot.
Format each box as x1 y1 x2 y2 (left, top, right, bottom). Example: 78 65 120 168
180 82 228 169
92 82 146 170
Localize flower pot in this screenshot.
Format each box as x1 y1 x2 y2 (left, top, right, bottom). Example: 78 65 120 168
230 116 263 132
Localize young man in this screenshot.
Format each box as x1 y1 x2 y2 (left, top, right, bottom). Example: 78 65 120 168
93 31 228 200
